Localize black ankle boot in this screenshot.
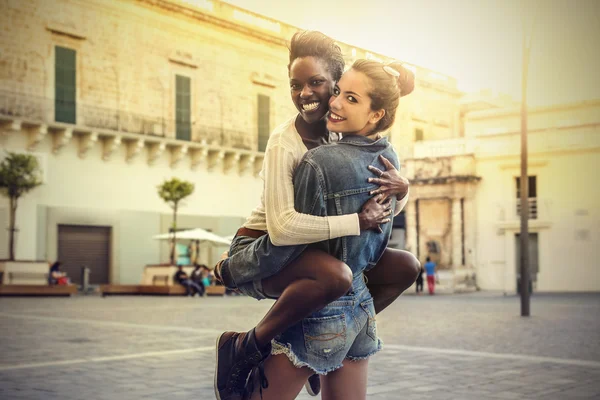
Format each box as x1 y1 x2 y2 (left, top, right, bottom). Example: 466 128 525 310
214 329 271 400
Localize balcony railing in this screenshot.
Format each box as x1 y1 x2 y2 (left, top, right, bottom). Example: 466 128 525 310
516 198 537 220
0 90 47 121
497 198 549 221
81 103 167 136
0 90 254 150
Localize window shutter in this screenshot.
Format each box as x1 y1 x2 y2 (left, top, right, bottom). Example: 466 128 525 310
176 75 191 141
257 94 270 152
55 46 76 124
414 128 424 142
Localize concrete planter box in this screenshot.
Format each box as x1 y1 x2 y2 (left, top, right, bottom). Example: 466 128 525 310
0 260 50 285
142 264 194 286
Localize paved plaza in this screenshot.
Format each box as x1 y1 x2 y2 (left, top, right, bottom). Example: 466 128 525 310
0 292 599 399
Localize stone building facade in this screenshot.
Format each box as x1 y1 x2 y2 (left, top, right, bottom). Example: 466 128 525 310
402 98 600 292
0 0 598 291
465 100 600 292
0 0 458 285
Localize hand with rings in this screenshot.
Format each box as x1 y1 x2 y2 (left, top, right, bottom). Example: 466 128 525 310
367 155 409 201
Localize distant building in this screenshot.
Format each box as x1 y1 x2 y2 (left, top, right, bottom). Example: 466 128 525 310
404 99 600 292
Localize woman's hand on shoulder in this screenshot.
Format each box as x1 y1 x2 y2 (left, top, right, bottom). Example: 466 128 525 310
367 155 409 201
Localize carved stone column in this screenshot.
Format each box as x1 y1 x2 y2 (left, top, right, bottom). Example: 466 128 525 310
405 199 418 256
463 196 476 269
451 197 463 269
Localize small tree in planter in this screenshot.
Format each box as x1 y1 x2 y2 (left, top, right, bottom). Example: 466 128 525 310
157 178 195 265
0 152 43 261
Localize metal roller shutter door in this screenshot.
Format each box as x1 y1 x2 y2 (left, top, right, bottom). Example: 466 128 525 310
57 225 111 285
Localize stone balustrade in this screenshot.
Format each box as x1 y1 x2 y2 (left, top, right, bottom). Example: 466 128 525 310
0 109 265 177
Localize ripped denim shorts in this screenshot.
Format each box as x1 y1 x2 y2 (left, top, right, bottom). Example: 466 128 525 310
272 276 382 375
223 233 306 300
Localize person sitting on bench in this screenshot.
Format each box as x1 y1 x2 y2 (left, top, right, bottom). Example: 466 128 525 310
190 264 208 296
48 261 70 285
174 265 203 297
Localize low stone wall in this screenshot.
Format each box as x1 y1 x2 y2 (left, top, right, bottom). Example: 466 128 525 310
142 264 195 286
0 261 50 285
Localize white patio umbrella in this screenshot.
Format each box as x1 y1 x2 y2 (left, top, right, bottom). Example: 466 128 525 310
153 228 231 246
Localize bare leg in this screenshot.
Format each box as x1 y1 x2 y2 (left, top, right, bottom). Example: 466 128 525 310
254 248 353 348
321 358 369 400
247 354 313 400
214 249 353 399
365 248 420 314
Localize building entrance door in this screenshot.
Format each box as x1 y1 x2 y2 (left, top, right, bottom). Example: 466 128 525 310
515 233 539 293
58 225 111 285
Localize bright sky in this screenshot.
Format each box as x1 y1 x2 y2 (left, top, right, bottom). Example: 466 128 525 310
224 0 600 107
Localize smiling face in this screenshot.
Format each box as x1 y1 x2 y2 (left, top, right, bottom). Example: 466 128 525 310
326 69 385 136
289 56 335 125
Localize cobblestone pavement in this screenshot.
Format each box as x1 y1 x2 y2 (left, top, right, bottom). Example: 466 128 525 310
0 292 599 399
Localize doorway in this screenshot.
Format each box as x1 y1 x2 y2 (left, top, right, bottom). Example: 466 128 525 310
515 232 539 292
58 225 111 285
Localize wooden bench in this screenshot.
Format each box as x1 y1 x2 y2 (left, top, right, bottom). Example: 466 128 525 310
206 285 227 296
0 284 77 296
99 284 142 297
100 284 188 296
139 285 186 295
99 283 226 297
100 284 185 297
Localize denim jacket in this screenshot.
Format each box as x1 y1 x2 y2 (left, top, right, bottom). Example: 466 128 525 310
220 135 399 290
293 134 399 277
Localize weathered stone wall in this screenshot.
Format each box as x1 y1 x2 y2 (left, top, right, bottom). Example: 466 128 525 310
0 0 461 152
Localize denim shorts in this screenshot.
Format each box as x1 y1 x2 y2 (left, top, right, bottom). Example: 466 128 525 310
224 234 306 300
272 276 382 375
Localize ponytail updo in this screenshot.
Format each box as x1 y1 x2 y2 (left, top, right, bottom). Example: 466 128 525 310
350 60 415 133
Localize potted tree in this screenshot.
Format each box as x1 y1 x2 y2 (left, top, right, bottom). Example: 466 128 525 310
141 178 195 287
157 178 195 265
0 152 45 284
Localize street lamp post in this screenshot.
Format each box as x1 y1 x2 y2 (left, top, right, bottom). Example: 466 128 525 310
520 15 535 317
